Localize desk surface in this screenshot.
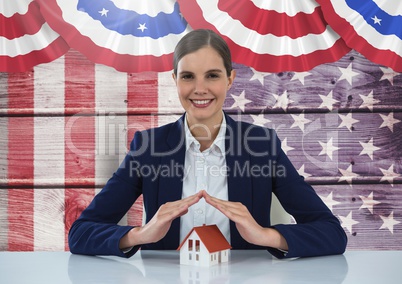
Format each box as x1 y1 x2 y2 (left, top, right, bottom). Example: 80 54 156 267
0 250 400 284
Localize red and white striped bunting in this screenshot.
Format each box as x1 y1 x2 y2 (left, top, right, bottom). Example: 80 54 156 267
177 0 351 72
0 1 69 72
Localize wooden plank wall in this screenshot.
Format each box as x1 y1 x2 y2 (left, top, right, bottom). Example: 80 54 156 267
0 49 401 251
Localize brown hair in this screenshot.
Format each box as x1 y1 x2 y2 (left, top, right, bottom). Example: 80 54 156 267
173 29 232 77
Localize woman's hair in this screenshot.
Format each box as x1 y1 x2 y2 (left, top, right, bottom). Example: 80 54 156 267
173 29 233 77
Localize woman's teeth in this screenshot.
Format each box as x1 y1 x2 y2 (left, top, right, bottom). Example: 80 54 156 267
193 99 211 105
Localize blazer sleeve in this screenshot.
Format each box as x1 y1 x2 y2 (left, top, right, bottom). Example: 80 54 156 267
68 131 145 257
267 131 347 259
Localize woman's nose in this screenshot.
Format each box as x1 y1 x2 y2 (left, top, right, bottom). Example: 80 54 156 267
194 79 207 95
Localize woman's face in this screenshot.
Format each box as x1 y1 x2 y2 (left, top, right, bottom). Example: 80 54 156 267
173 46 235 127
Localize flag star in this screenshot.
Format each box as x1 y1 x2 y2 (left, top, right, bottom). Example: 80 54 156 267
359 90 380 111
338 165 360 186
338 112 359 132
272 91 294 112
319 91 339 111
379 164 400 186
297 164 312 178
250 113 271 126
319 192 341 212
359 192 380 214
250 68 270 85
359 137 380 160
371 15 382 25
137 23 147 32
338 63 359 85
339 211 359 234
319 137 340 160
290 113 312 132
291 71 312 85
98 8 109 17
230 90 252 112
379 67 400 85
379 212 400 234
281 137 294 155
379 112 401 132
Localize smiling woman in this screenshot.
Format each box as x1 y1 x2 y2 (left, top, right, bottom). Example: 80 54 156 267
68 29 347 260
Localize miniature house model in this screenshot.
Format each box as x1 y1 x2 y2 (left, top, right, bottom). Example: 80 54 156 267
177 224 232 267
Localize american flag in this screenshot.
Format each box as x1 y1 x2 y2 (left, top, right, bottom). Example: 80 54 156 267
1 49 401 251
0 1 401 251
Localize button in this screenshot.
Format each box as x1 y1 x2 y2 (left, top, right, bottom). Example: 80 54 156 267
196 209 204 215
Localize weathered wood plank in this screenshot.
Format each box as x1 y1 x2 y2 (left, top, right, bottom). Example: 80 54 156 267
7 188 34 251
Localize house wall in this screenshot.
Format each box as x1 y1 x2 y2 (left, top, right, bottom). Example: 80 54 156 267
0 49 401 251
180 231 213 266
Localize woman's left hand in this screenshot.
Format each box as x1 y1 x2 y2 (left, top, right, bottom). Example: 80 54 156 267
201 190 288 250
202 190 265 245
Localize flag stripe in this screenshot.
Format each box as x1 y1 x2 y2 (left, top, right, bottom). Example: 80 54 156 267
33 58 65 250
126 72 159 226
251 0 319 15
64 51 95 186
64 50 96 250
218 1 327 38
7 72 35 251
95 64 128 186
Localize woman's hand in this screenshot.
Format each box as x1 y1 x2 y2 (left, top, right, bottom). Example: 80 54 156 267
119 191 203 249
202 190 288 251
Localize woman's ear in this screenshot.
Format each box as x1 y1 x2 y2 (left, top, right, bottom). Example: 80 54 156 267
172 73 177 86
227 69 236 89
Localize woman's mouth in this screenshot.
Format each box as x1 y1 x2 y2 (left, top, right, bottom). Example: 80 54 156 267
191 99 213 107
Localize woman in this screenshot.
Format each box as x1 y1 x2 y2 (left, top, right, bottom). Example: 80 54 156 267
68 29 347 259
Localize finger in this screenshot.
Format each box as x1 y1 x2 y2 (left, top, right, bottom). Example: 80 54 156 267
181 193 202 207
164 192 201 210
204 192 238 209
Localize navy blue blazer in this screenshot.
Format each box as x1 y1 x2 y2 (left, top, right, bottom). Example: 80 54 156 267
68 113 347 259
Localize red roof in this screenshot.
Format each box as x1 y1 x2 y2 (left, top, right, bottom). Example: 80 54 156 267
177 224 232 253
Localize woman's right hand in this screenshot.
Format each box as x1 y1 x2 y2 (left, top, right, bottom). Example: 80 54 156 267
119 191 203 249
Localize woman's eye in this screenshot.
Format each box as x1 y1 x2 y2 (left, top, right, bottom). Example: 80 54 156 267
181 74 193 80
207 73 219 79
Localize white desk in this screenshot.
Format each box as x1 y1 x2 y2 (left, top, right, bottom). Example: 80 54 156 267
0 250 400 283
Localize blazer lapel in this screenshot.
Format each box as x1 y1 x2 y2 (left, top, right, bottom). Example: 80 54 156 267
158 114 186 248
224 113 253 248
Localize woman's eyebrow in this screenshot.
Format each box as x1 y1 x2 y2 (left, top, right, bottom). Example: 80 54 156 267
206 69 223 73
